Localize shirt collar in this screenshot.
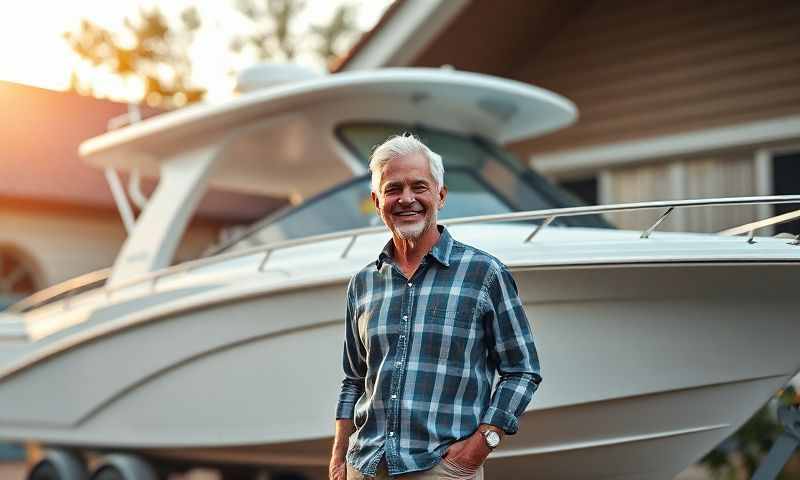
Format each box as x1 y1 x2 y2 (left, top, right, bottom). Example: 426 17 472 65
375 225 453 270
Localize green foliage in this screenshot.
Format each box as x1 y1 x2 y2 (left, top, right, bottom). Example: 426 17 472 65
233 0 306 60
233 0 358 67
312 4 358 67
701 386 799 479
65 1 363 107
64 7 205 107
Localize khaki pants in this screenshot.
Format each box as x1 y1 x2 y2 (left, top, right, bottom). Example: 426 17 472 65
347 457 484 480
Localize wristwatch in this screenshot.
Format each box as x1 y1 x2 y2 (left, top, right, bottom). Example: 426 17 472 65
481 429 501 450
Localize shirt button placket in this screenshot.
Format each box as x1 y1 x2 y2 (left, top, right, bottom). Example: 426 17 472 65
390 280 413 464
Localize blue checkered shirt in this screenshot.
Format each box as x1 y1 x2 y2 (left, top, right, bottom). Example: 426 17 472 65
336 227 542 476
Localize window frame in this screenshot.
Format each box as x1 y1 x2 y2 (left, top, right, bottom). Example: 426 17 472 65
760 145 800 236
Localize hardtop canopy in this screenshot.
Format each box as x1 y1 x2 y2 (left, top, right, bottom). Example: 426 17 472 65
79 68 576 198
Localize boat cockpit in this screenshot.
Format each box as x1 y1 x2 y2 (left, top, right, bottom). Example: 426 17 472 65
214 122 611 253
9 123 611 313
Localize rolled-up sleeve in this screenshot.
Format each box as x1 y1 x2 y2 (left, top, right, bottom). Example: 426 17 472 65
336 278 367 419
480 264 542 434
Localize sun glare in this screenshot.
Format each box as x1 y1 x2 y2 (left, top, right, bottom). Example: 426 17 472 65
0 0 393 100
0 5 75 90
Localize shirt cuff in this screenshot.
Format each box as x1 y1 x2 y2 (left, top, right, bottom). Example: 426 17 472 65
336 401 355 420
481 406 520 435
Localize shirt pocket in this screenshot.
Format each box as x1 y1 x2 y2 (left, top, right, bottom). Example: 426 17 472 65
425 307 471 363
427 306 460 332
428 302 479 330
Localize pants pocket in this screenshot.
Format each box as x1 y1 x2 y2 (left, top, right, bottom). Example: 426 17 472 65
346 462 366 479
437 458 482 479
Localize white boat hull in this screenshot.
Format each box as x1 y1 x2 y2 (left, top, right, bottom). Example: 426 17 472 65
1 261 798 479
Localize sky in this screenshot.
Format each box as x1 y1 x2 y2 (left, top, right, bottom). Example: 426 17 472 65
0 0 393 102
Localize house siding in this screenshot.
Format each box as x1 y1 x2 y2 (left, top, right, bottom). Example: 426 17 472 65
0 206 220 287
603 155 759 232
509 0 800 155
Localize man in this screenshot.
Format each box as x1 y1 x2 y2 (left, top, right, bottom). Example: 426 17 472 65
329 134 541 479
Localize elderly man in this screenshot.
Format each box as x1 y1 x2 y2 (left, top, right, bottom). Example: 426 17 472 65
329 134 541 480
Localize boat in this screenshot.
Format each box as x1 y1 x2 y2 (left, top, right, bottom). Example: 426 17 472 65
1 65 799 480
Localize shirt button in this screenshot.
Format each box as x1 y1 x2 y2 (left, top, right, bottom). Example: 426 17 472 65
391 394 397 399
399 335 405 339
402 315 408 320
389 431 395 437
407 282 413 287
395 361 401 367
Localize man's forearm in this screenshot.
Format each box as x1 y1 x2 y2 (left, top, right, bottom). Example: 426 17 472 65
331 418 355 461
482 372 540 434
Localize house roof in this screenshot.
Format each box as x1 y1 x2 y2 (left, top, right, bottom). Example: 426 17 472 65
335 0 578 75
333 0 470 72
331 0 405 71
0 81 283 224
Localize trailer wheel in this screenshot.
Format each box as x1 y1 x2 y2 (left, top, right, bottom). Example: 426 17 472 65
27 449 88 480
89 454 158 480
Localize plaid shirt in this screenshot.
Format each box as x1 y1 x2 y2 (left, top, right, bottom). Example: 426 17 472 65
336 226 542 476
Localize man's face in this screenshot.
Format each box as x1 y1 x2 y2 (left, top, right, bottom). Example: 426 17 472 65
372 153 447 240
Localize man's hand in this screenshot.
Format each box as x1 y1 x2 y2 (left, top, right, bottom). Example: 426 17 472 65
329 456 347 480
330 419 354 480
442 424 502 469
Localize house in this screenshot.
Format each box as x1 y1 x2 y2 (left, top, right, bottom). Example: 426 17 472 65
336 0 800 235
0 81 284 468
0 81 284 309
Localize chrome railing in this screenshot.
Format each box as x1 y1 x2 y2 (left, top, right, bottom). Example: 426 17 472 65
11 195 800 314
9 268 111 313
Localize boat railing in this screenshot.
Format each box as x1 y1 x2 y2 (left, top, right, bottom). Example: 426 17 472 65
12 195 800 313
104 194 800 296
10 268 111 313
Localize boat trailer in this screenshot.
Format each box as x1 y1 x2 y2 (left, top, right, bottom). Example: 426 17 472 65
752 405 800 479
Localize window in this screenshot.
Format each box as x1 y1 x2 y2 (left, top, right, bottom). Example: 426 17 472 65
219 170 516 249
0 246 37 460
0 247 40 311
772 152 800 235
337 123 612 228
213 123 615 253
559 177 599 205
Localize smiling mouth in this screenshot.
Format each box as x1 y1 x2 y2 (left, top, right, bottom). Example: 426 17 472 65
394 211 423 217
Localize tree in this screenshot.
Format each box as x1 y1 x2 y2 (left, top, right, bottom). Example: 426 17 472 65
232 0 306 61
65 1 363 108
64 7 205 107
311 3 358 68
232 0 358 68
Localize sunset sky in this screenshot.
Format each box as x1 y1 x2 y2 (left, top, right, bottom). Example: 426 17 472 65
0 0 392 101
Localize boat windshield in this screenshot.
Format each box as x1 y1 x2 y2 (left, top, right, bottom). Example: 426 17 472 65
216 123 611 253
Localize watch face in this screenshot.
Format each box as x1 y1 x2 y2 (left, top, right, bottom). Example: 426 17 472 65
485 430 500 448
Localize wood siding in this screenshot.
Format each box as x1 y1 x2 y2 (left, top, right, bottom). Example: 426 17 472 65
412 0 584 78
604 155 759 232
508 0 800 156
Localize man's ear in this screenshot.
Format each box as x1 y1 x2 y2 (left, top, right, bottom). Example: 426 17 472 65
438 185 448 209
371 191 380 210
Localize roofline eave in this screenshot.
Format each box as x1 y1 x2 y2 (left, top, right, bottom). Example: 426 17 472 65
336 0 470 71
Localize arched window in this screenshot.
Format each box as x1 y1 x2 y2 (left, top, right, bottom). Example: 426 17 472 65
0 246 39 460
0 246 40 311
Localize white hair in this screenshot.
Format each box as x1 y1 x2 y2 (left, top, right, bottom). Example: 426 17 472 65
368 134 445 194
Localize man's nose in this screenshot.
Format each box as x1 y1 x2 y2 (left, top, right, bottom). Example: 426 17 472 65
398 187 415 204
